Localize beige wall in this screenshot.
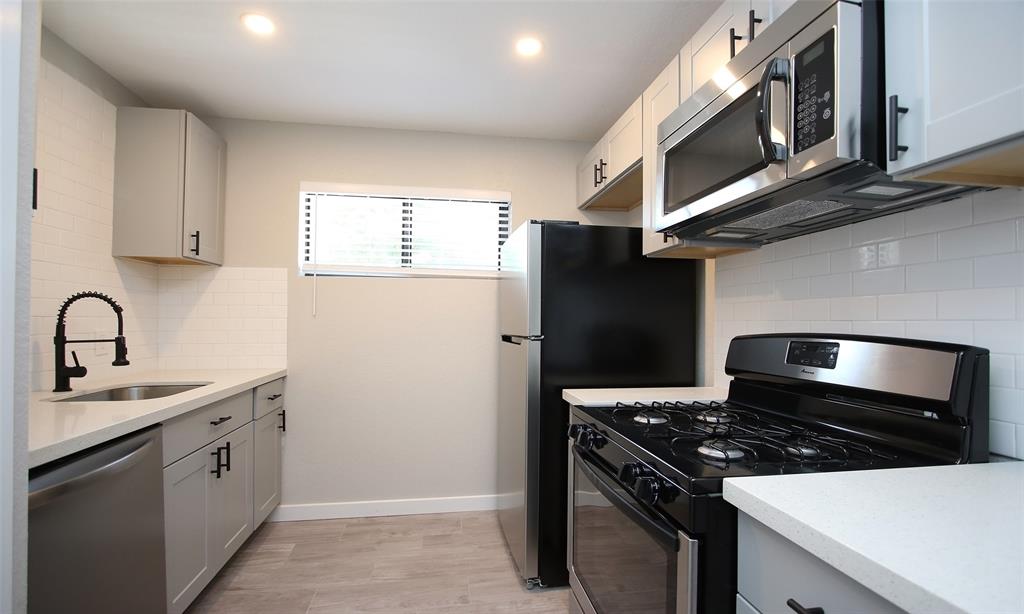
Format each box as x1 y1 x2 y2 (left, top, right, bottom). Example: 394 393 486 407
208 117 638 512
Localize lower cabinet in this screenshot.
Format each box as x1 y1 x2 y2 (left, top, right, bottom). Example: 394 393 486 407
253 409 284 526
164 423 254 614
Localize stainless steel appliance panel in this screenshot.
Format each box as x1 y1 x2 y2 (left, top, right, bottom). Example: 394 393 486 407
497 221 542 582
28 426 166 614
655 47 793 233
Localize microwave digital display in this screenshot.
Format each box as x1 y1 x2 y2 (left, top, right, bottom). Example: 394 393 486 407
793 29 836 154
786 341 839 369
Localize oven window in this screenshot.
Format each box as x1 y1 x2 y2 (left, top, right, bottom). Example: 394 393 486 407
573 459 676 614
663 87 768 214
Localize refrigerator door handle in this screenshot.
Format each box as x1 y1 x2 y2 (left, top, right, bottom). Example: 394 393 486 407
501 334 544 345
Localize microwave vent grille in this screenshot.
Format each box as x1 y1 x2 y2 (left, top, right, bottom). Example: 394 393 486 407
727 199 851 230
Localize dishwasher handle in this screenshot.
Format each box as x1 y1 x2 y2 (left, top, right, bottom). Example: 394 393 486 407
29 438 155 510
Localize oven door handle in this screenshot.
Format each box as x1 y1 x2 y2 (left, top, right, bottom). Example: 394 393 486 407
757 57 789 163
573 447 680 550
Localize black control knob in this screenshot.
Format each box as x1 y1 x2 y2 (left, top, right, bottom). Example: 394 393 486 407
618 462 647 487
587 432 607 450
567 424 585 441
634 477 661 505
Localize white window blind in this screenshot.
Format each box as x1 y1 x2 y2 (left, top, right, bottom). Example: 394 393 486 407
299 185 511 278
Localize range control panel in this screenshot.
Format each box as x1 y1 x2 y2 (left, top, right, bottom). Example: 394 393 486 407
793 29 836 154
787 341 839 369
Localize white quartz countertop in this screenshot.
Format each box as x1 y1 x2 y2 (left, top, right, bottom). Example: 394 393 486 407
29 368 286 468
724 462 1024 614
562 386 728 407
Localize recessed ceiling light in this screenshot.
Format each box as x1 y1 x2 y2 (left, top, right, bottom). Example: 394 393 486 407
515 37 543 58
241 13 275 36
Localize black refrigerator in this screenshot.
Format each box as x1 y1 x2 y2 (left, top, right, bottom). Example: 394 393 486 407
497 220 698 588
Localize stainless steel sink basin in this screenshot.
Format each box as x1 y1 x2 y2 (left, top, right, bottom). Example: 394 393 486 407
53 384 208 403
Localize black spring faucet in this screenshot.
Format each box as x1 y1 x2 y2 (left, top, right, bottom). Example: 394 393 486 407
53 291 130 392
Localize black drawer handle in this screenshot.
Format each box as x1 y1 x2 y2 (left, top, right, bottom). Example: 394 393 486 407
224 441 231 472
729 27 743 58
787 598 824 614
278 409 287 432
267 393 282 401
888 94 909 161
210 446 225 478
209 416 232 426
190 230 200 256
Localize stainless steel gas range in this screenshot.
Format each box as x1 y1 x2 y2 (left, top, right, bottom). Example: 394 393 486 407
567 333 989 614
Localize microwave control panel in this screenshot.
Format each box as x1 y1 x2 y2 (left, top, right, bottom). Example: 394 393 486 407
793 29 836 154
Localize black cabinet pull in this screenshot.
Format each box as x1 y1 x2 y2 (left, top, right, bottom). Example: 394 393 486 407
267 393 282 401
210 447 223 478
224 441 231 472
593 163 600 187
278 409 287 432
888 95 909 161
189 230 201 255
786 598 824 614
729 27 743 58
209 415 232 426
599 159 607 183
748 9 763 40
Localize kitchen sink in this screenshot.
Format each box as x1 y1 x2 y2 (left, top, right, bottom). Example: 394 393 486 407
53 383 209 403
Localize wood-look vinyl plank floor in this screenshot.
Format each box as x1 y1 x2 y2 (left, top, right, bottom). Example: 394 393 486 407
187 511 569 614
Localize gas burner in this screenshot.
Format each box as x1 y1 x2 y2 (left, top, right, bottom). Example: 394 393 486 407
783 441 822 459
633 410 670 425
697 439 745 461
695 409 734 425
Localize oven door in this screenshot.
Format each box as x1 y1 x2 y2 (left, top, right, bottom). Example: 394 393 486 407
570 447 698 614
654 48 793 236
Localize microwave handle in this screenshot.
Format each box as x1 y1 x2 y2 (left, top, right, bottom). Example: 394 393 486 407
757 57 789 163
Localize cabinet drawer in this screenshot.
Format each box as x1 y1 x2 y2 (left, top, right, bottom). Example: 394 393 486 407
162 392 253 466
253 378 285 420
737 512 904 614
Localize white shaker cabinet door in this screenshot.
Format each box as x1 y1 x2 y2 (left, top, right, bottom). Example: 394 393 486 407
576 140 606 207
605 96 643 181
643 57 682 256
164 444 216 614
208 423 255 572
690 0 750 92
253 409 283 526
182 112 226 265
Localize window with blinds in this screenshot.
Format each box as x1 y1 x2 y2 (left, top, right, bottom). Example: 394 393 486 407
298 184 511 278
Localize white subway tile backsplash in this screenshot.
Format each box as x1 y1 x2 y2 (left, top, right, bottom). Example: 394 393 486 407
938 221 1016 260
809 272 852 298
904 199 973 236
852 267 905 296
715 190 1024 458
877 234 937 267
829 245 877 273
936 288 1016 320
829 296 877 320
851 215 904 246
877 292 936 320
973 253 1024 289
906 259 974 291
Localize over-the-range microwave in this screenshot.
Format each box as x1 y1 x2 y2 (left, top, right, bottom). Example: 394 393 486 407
654 0 977 251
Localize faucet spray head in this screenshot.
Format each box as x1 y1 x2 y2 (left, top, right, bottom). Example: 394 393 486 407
112 335 130 367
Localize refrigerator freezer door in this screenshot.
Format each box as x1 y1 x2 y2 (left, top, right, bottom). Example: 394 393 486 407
497 221 543 582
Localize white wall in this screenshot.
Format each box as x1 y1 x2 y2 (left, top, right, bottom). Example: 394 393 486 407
206 117 638 516
714 189 1024 459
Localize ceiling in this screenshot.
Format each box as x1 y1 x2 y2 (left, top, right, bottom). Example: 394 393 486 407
42 1 720 141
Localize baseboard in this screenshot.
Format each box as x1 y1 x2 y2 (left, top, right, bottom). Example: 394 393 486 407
268 494 498 522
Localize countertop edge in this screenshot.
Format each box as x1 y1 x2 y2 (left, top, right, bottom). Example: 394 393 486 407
29 368 287 468
723 479 968 614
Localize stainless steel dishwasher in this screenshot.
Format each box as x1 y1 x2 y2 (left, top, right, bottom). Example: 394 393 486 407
28 425 167 614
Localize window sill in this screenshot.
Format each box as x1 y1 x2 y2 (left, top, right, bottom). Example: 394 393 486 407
301 267 501 280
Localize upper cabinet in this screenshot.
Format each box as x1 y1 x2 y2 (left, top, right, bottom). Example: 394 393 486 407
113 108 226 265
688 0 795 95
642 56 681 256
576 96 643 211
885 0 1024 186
